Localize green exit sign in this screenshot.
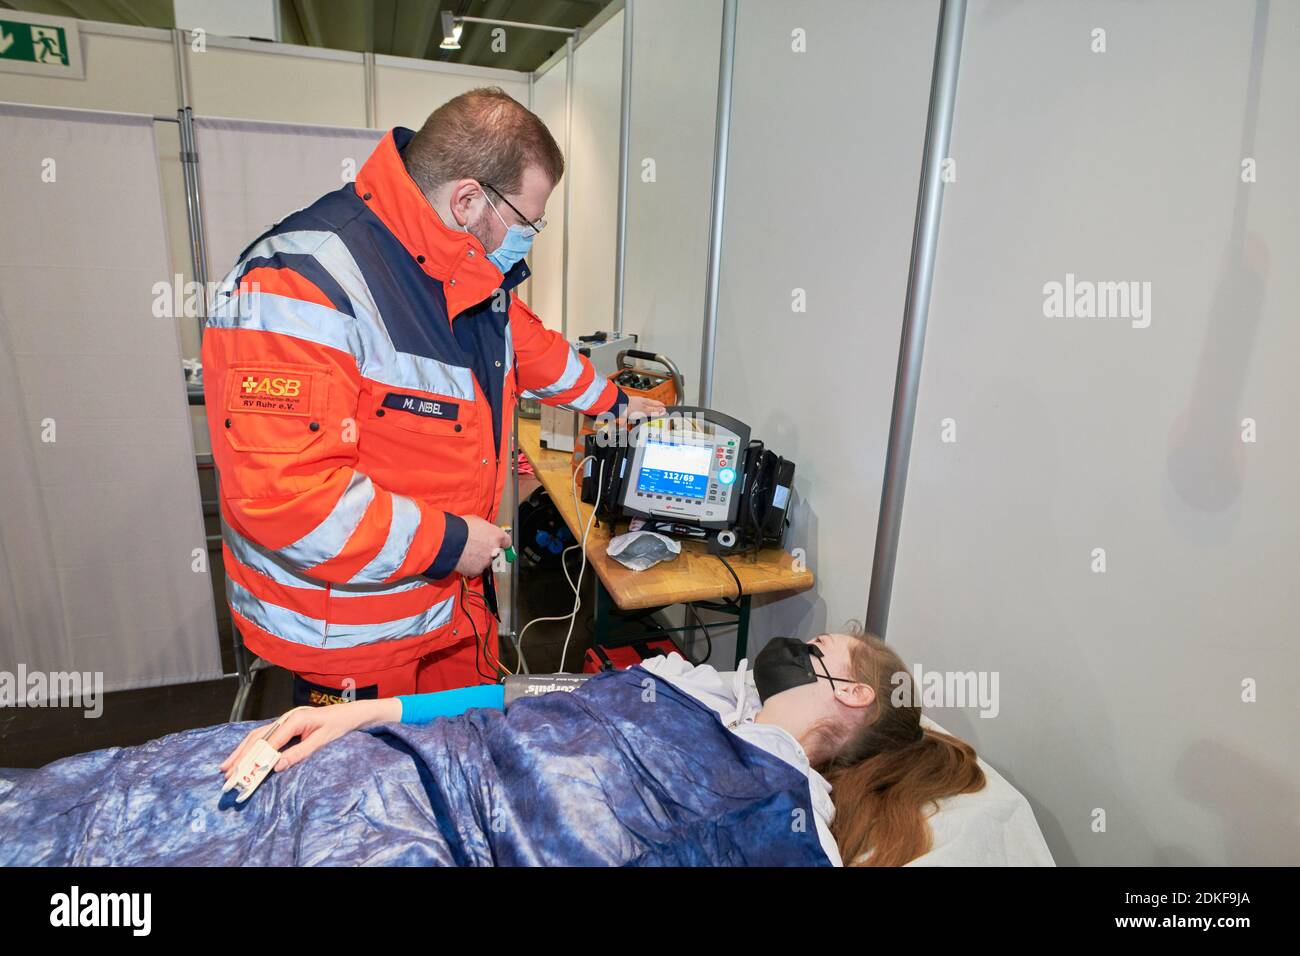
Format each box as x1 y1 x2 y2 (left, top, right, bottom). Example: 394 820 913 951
0 10 84 80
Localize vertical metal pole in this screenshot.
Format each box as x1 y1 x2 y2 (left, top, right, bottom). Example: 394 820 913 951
175 26 237 697
865 0 967 639
363 51 377 128
612 0 634 334
525 70 535 304
512 71 534 657
172 29 209 344
177 113 201 303
184 109 212 311
171 27 190 108
509 411 525 671
561 33 576 338
697 0 737 406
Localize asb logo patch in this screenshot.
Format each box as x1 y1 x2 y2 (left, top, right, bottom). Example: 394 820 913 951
229 369 313 415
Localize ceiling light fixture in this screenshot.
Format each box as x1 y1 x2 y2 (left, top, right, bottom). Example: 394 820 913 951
439 11 463 50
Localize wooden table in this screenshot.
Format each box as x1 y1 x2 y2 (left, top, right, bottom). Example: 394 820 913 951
517 417 814 666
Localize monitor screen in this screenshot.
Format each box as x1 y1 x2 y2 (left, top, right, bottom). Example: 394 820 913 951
637 439 713 499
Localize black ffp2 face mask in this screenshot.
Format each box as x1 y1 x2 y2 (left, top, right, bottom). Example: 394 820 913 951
753 636 860 704
753 637 822 703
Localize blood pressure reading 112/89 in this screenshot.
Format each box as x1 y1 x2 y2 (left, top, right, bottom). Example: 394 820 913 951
637 439 713 499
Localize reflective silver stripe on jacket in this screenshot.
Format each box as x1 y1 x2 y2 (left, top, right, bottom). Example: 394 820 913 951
276 470 375 570
224 516 431 596
345 493 422 585
559 375 610 415
221 519 325 592
210 229 475 400
526 347 583 399
227 579 454 649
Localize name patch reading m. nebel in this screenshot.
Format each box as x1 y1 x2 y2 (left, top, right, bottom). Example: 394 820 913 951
382 392 460 421
229 371 313 415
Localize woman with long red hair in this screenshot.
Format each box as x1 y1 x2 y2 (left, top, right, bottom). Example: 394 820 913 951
222 629 986 866
752 631 987 865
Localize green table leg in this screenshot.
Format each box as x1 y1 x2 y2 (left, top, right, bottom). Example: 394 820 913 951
594 578 614 649
734 596 751 667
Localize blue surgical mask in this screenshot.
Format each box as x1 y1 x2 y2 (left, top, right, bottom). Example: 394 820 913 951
482 191 534 272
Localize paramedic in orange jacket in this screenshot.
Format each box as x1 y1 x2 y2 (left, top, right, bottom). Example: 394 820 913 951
202 88 665 704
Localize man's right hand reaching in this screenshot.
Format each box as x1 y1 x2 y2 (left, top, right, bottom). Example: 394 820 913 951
455 515 512 576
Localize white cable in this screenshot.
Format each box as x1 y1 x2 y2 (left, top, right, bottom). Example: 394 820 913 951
511 541 584 675
558 455 603 672
514 454 603 674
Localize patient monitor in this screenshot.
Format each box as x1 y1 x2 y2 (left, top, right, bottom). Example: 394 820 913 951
581 406 794 553
622 408 750 530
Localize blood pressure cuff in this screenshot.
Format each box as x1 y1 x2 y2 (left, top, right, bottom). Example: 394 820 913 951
398 684 505 724
397 675 593 723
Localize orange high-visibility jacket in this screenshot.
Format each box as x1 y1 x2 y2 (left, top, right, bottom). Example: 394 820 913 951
202 128 622 676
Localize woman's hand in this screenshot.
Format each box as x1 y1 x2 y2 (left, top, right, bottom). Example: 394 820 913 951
219 698 401 786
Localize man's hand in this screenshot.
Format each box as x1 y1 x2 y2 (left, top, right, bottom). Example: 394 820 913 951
456 515 512 576
623 395 668 422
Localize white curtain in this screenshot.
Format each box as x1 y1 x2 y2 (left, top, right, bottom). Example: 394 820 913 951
193 116 384 279
0 102 221 694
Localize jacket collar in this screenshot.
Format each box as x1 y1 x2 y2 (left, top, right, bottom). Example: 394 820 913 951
355 128 530 319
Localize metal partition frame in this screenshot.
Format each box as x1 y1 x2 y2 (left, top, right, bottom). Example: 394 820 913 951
561 32 576 338
612 0 634 333
690 0 968 634
865 0 968 638
697 0 737 407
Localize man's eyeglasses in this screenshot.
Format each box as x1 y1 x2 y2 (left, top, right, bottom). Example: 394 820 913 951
482 183 547 237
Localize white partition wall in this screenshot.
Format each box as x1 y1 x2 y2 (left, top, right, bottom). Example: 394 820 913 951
707 0 940 663
563 10 624 340
194 117 384 278
374 57 529 131
0 24 177 114
622 0 724 395
0 104 221 693
528 55 569 331
0 25 194 367
885 0 1300 865
184 39 368 126
526 0 724 369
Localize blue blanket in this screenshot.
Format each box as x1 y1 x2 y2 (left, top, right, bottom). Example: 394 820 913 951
0 668 831 866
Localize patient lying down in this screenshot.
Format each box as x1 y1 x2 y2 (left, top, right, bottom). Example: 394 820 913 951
221 632 986 867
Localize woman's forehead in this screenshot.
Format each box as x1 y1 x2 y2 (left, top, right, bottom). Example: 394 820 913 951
821 632 860 653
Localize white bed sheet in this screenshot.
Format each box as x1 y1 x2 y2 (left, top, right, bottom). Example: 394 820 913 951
908 716 1055 866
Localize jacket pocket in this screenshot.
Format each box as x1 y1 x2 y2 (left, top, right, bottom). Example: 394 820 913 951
364 387 471 440
222 362 331 454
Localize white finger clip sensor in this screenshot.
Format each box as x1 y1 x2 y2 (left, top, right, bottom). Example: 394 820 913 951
224 733 281 804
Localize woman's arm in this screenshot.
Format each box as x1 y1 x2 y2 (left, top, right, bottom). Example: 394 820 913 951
219 685 506 790
219 697 399 786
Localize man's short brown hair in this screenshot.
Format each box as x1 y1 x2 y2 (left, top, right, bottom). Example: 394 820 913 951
404 86 564 196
